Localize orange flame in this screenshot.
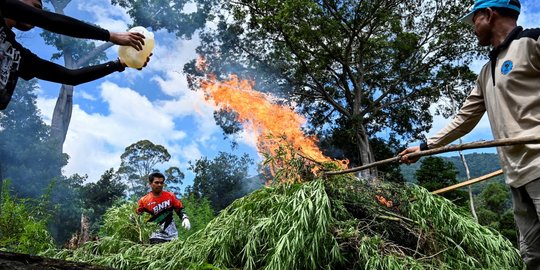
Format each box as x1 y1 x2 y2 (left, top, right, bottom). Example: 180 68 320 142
196 56 346 181
375 195 394 208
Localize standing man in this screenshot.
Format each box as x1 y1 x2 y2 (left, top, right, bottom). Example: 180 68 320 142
0 0 149 110
399 0 540 268
137 172 191 244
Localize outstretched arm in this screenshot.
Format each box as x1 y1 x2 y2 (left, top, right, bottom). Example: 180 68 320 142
19 49 150 85
0 0 144 49
19 51 126 86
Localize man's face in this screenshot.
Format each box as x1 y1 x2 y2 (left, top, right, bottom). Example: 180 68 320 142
150 177 165 194
472 9 493 46
14 0 43 31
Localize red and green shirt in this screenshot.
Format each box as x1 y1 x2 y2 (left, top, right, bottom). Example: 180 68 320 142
137 191 184 241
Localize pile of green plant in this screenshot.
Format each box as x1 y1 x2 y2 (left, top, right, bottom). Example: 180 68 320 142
45 172 522 269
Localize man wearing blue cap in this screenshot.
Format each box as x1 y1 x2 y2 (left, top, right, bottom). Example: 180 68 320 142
399 0 540 268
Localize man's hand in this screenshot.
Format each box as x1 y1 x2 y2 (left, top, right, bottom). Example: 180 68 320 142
182 217 191 230
110 32 145 51
399 146 421 164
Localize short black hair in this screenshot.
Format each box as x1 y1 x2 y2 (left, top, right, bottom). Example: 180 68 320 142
148 172 165 183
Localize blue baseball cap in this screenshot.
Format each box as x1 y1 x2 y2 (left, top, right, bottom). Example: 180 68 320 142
460 0 521 25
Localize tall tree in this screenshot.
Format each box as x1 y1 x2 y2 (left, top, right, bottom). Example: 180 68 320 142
79 168 126 227
187 152 256 212
416 156 467 206
0 79 67 198
164 166 185 195
476 182 516 245
48 174 85 244
41 0 215 151
117 140 183 197
184 0 479 174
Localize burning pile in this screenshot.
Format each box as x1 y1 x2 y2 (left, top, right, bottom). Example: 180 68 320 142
49 175 522 269
195 58 346 182
45 64 522 269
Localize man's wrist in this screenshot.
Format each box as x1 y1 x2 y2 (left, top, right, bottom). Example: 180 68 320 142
115 58 127 71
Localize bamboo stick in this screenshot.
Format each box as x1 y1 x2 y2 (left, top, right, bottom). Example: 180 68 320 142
324 136 540 176
431 169 503 195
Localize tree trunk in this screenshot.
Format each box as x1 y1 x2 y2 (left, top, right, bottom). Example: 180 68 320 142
458 139 478 222
49 1 74 152
355 124 375 178
51 84 74 150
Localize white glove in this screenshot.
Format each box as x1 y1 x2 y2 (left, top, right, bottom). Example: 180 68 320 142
182 217 191 230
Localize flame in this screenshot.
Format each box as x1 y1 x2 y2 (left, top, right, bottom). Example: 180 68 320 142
375 195 393 208
196 56 346 181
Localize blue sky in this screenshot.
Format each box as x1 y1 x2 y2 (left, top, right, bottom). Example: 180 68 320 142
15 0 540 185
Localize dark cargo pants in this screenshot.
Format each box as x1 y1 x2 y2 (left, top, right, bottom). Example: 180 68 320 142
512 178 540 270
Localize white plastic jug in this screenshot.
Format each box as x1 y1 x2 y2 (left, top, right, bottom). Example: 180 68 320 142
118 26 155 69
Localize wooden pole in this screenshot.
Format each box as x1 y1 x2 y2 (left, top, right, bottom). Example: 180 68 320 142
324 136 540 176
431 169 503 195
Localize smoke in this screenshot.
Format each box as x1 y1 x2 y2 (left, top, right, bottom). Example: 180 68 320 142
240 174 265 195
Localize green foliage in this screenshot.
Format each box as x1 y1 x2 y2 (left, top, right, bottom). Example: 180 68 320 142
400 153 516 246
445 153 502 179
46 176 522 269
117 140 182 197
175 194 215 240
47 175 85 244
0 79 81 244
186 0 480 166
406 183 521 269
476 183 516 246
480 182 510 214
415 157 458 191
499 211 518 245
370 137 405 182
79 169 127 230
0 181 55 254
400 153 502 183
0 79 67 198
187 151 257 212
415 157 468 206
98 202 159 244
110 0 216 38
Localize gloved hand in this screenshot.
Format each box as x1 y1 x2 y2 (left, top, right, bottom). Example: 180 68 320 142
182 217 191 230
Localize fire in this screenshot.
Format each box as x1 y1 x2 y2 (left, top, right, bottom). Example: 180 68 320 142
196 56 346 182
375 195 393 208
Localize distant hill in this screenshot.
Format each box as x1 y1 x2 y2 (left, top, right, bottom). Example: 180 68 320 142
400 152 501 183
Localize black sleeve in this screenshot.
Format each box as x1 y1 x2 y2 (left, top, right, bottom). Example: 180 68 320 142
0 0 109 41
175 208 187 219
18 49 125 86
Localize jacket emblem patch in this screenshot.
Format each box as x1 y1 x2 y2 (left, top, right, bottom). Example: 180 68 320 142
501 60 513 75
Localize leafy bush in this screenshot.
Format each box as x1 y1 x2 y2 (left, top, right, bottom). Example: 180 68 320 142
0 180 54 254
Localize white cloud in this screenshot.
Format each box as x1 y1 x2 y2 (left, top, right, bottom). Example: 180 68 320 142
79 91 97 101
76 0 131 32
38 82 190 181
149 35 201 94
